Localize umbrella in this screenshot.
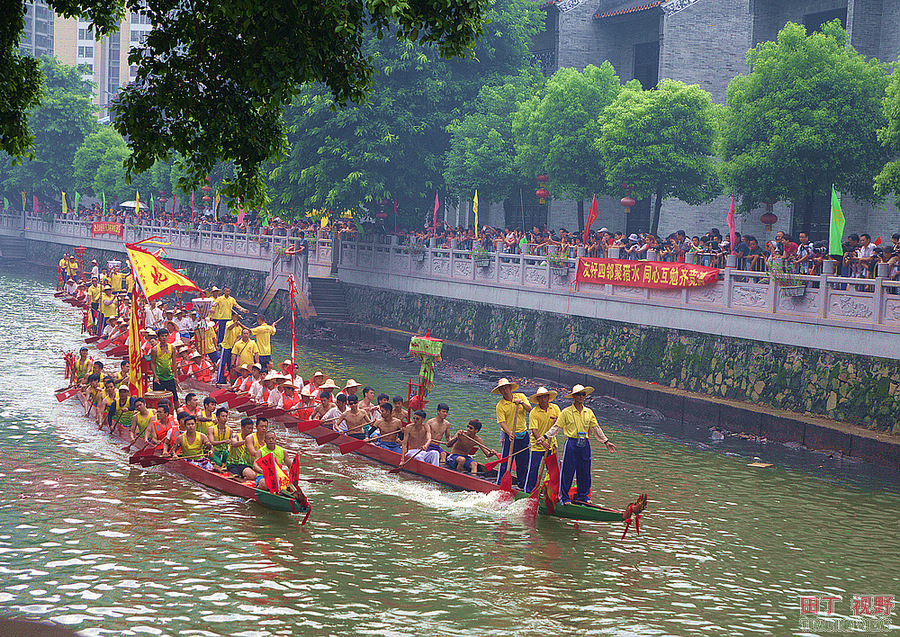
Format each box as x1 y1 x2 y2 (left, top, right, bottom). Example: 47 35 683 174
120 200 149 209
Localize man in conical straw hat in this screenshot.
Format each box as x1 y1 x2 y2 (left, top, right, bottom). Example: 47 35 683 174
491 377 532 489
524 386 560 493
544 384 616 506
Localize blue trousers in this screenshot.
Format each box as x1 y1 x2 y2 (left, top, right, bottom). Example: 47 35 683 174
495 433 530 489
215 319 228 343
524 449 548 493
216 347 232 384
559 437 591 504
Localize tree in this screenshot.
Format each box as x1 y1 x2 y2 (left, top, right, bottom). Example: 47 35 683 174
599 80 721 236
876 60 900 203
0 57 97 197
2 0 491 210
513 62 624 230
73 127 127 196
444 70 544 204
268 0 543 228
719 20 890 229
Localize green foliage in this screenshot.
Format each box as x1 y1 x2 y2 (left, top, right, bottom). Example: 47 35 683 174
513 62 624 204
876 57 900 203
0 56 97 195
109 0 493 213
444 69 544 203
719 21 890 219
600 80 720 234
268 0 542 227
73 127 127 197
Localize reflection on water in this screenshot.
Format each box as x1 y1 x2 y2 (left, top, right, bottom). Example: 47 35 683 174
0 269 898 636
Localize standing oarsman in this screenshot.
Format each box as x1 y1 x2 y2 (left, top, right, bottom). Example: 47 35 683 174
99 284 117 334
525 386 560 493
249 314 281 369
211 287 247 343
492 378 532 489
150 327 179 408
543 384 616 506
215 312 243 385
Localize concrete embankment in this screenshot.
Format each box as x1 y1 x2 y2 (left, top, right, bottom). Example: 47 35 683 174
339 322 900 471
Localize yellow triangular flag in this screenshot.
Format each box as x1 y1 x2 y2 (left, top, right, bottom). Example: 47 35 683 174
473 190 479 238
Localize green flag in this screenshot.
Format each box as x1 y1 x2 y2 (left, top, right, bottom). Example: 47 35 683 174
73 192 80 212
2 198 8 212
151 196 155 218
829 186 844 256
102 191 106 212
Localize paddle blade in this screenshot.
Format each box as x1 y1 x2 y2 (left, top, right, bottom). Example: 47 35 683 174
543 484 555 515
499 467 513 492
138 455 172 467
85 335 100 343
296 420 321 433
315 432 340 445
339 438 367 454
208 389 230 402
484 455 507 471
302 478 333 484
55 387 78 402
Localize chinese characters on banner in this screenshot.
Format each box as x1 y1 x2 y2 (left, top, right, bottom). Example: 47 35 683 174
91 221 124 237
575 258 719 290
798 595 893 632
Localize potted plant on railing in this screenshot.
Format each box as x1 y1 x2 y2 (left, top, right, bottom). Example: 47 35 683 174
473 246 492 268
274 246 292 265
403 241 426 263
548 251 570 277
766 258 805 297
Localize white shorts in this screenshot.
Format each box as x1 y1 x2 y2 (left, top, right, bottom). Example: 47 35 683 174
405 449 440 466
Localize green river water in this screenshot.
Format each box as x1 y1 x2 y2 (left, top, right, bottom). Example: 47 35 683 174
0 269 898 636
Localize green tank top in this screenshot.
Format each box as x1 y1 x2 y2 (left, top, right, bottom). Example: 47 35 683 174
180 431 204 458
260 445 285 468
154 344 174 381
229 438 250 466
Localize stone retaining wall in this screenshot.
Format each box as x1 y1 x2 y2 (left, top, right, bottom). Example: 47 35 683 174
343 284 900 433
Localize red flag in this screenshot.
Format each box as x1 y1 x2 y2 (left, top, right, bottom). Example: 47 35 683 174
393 192 398 234
191 191 195 222
33 195 41 214
726 196 736 254
433 191 439 230
583 195 598 245
875 236 883 246
287 274 297 376
256 453 280 493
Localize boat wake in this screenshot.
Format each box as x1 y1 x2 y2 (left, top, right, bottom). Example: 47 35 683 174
354 474 530 520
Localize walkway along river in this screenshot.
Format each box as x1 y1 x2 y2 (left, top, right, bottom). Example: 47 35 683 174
1 268 898 635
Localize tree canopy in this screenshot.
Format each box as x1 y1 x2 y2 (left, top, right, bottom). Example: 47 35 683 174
600 80 720 235
719 20 890 226
512 62 624 229
1 0 493 210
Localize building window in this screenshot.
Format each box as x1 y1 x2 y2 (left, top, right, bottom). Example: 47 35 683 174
78 27 93 40
77 46 93 57
633 41 659 90
804 9 847 34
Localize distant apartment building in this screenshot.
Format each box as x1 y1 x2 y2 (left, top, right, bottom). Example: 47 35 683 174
19 0 152 118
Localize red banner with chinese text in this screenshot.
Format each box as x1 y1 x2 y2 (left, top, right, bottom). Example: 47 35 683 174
576 258 719 289
92 221 123 237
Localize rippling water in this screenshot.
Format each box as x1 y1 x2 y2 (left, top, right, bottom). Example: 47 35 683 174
1 269 898 636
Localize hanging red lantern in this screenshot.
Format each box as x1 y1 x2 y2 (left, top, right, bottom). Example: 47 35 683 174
202 195 212 204
536 174 549 184
620 196 636 213
760 211 778 231
375 211 388 219
536 188 549 204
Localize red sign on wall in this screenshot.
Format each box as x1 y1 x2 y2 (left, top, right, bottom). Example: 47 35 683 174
91 221 123 237
576 257 719 289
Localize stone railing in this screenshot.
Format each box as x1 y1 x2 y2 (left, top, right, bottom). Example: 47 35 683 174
329 238 900 357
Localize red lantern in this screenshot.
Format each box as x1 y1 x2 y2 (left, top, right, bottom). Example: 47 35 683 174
536 188 549 204
202 185 211 195
202 195 212 204
760 212 778 231
375 211 388 220
620 196 636 213
408 395 425 412
536 174 549 184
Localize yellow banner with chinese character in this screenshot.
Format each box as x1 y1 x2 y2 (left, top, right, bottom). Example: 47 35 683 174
126 245 201 301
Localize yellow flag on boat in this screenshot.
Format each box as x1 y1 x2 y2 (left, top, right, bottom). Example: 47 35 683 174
61 191 67 216
214 190 220 221
126 244 201 301
128 284 145 397
473 190 479 238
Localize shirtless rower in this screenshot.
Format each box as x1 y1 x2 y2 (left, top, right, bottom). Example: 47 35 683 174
425 403 452 463
332 395 370 437
369 403 402 452
359 387 377 422
310 391 336 422
400 410 439 466
447 420 497 474
392 396 408 424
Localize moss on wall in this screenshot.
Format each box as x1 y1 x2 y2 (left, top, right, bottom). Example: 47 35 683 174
343 284 900 432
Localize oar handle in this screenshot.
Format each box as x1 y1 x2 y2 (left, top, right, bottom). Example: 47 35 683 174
485 444 531 470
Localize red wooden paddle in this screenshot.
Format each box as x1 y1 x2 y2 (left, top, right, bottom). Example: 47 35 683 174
85 335 101 344
315 420 368 444
55 386 79 402
226 395 251 408
296 419 324 434
390 447 424 473
484 444 531 471
338 430 397 454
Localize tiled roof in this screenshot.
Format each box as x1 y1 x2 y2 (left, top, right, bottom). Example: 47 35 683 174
593 0 662 19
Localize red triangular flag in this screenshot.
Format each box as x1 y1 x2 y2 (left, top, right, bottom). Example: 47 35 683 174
583 195 598 245
875 236 883 246
256 453 280 493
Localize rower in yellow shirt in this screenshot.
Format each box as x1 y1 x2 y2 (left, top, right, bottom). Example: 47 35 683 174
210 287 247 344
109 267 123 293
525 386 560 492
248 314 281 369
99 284 117 334
215 312 243 385
491 377 532 490
66 255 79 279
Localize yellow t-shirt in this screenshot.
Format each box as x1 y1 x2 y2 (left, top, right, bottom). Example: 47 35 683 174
221 322 242 349
250 324 276 356
528 403 561 451
109 271 123 290
126 274 134 293
496 393 529 434
88 284 102 303
211 296 237 320
67 259 79 276
100 293 117 317
58 258 67 272
558 405 601 439
232 339 259 366
200 322 217 355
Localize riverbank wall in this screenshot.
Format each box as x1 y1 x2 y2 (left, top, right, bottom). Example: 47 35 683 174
341 284 900 437
339 320 900 471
